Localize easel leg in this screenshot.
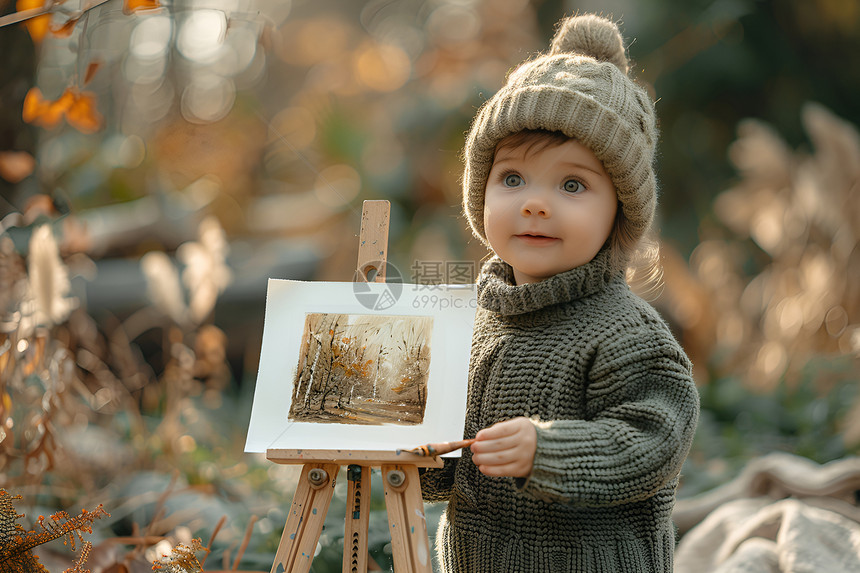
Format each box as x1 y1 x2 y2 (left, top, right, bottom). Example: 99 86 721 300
382 465 432 573
343 464 371 573
271 463 339 573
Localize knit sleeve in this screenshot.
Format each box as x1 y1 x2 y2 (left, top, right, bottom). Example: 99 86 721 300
518 322 699 506
419 458 459 502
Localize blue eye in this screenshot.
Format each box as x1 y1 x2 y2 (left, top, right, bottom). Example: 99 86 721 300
564 179 584 193
503 174 523 187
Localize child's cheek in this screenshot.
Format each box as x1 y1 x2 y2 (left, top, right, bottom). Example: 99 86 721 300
483 207 499 254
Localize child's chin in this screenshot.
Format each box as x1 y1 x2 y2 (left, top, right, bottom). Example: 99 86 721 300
515 269 556 284
527 265 580 281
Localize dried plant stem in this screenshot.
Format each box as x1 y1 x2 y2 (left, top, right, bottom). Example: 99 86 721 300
107 535 168 545
0 0 112 28
200 515 227 568
144 471 179 538
0 5 51 27
232 515 257 570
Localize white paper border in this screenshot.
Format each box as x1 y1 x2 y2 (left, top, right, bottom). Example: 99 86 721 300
244 280 476 454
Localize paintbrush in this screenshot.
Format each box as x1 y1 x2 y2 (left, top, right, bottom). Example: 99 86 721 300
397 438 477 457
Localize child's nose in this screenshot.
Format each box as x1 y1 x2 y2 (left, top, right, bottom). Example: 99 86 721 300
520 192 550 218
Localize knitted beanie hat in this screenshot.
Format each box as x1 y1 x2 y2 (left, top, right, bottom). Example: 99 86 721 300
462 14 658 249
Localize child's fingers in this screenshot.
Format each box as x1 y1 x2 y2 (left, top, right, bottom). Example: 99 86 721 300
475 423 515 441
471 447 520 466
470 433 520 453
473 440 535 466
472 417 536 478
475 417 532 440
477 460 531 477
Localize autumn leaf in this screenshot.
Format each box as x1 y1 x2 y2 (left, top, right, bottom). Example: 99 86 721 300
83 60 102 85
66 90 103 133
122 0 160 15
0 490 109 573
0 151 35 183
22 87 103 134
22 87 72 129
20 87 43 122
15 0 49 45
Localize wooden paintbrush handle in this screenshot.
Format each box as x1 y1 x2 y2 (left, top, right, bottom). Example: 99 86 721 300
401 438 476 456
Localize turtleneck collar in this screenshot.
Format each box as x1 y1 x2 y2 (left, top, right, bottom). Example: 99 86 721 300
476 246 621 316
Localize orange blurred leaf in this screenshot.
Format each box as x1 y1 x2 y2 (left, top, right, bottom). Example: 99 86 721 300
123 0 159 14
22 87 103 134
0 151 36 183
23 88 45 124
83 60 102 85
66 90 103 133
15 0 49 44
26 87 74 128
23 87 56 127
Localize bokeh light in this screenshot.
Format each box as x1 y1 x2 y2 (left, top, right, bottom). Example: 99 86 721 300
177 9 227 64
180 72 236 123
130 15 172 59
314 164 361 208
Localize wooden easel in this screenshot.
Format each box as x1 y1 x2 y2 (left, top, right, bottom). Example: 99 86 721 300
266 201 443 573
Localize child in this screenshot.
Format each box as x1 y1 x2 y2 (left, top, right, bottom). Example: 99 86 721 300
420 13 700 573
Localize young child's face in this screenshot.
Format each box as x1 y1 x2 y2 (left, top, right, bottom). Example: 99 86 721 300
483 137 618 285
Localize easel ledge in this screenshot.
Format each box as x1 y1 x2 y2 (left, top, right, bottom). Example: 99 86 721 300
267 448 445 468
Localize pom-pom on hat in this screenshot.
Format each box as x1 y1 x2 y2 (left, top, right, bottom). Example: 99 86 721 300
463 14 658 254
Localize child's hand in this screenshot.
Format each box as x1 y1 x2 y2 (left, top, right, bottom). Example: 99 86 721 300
471 417 537 478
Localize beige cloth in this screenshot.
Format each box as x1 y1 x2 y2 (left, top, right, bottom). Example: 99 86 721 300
674 453 860 573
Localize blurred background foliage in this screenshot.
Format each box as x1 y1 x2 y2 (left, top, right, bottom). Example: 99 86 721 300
0 0 859 570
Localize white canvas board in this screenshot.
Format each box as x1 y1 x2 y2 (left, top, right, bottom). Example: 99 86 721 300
245 279 477 456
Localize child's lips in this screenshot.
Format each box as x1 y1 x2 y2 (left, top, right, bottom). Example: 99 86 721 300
515 233 559 245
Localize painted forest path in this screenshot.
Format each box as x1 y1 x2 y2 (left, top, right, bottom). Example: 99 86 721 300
294 396 425 426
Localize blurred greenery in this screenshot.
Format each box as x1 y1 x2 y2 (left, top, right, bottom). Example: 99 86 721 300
682 355 858 496
1 0 859 571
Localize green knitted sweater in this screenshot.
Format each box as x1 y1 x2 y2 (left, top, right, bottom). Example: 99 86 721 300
420 248 700 572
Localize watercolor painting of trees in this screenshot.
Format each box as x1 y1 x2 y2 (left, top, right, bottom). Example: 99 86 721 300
289 313 433 425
